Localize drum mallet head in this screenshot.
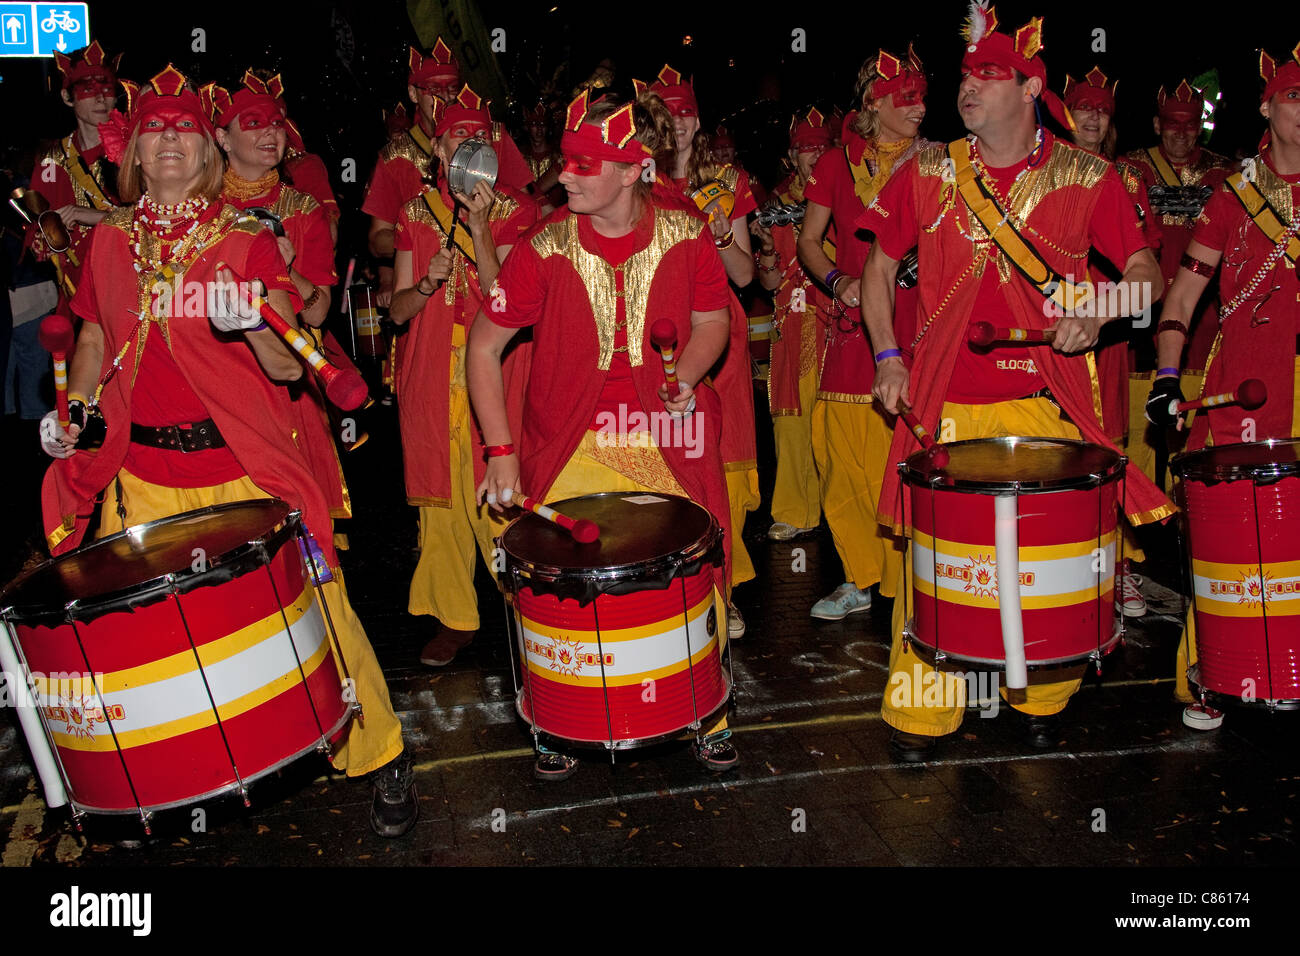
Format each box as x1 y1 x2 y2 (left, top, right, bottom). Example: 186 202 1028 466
38 313 75 354
967 321 997 349
1238 378 1267 410
650 318 678 351
570 519 600 544
324 369 371 411
925 443 950 470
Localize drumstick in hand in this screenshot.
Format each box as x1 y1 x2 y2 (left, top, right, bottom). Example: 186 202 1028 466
216 262 369 410
650 319 680 393
898 400 950 469
968 322 1055 348
1174 378 1267 415
517 495 600 543
38 313 75 428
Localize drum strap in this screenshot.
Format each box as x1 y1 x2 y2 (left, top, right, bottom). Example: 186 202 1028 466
1227 172 1300 266
421 188 477 265
948 139 1095 313
1146 147 1182 187
113 476 126 526
64 135 115 210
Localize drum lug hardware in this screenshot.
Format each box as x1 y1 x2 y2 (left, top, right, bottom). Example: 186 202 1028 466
238 784 251 808
349 701 364 720
138 809 154 836
933 650 947 664
70 807 85 832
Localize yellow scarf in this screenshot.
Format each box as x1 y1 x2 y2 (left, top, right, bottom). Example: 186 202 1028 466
850 138 912 209
223 168 280 203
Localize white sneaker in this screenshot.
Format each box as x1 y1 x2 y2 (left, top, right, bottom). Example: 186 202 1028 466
811 583 872 620
727 604 746 639
1182 702 1224 730
768 522 815 541
1118 560 1147 618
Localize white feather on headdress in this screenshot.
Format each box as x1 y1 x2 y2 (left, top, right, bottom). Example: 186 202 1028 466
964 0 992 45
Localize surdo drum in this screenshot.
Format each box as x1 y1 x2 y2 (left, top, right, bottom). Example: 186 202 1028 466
0 501 354 830
900 438 1126 686
501 493 730 752
1172 440 1300 708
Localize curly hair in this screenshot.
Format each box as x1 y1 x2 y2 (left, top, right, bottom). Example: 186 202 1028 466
584 91 678 197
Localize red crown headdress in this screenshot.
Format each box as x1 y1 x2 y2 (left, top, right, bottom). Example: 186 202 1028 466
634 64 698 118
561 88 651 167
870 44 926 100
99 64 214 165
1063 65 1117 115
789 107 832 151
1156 79 1204 119
961 2 1072 131
409 37 460 88
432 84 492 137
1259 42 1300 104
53 39 120 91
200 69 286 130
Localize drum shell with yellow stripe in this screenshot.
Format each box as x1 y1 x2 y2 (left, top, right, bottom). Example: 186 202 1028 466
1174 441 1300 703
902 438 1123 669
1 502 350 814
502 493 727 747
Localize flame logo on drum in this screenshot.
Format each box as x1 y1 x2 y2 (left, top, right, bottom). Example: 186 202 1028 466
964 554 999 599
1237 569 1273 609
549 636 584 677
42 695 124 741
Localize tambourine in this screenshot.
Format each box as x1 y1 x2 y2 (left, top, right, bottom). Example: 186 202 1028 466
896 247 919 289
71 402 107 450
10 188 73 254
756 201 806 228
691 180 735 223
448 139 499 197
1147 184 1213 217
244 207 286 237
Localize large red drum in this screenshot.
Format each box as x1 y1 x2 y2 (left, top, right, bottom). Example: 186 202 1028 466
501 493 729 749
901 438 1124 672
1172 440 1300 707
0 501 351 825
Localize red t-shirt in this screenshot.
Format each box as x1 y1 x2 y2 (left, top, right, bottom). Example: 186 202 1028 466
871 149 1149 404
1194 166 1300 253
804 147 868 276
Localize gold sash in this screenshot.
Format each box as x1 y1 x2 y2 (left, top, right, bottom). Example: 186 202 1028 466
1146 147 1182 187
1228 171 1300 265
948 139 1094 312
63 135 113 210
420 188 477 264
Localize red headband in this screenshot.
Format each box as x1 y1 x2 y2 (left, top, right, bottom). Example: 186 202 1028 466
962 3 1073 131
201 82 283 131
1064 65 1116 115
870 45 926 99
789 107 832 150
53 40 120 91
432 84 491 137
1156 80 1203 121
1260 42 1300 104
98 65 214 164
635 65 699 117
409 37 459 88
561 89 652 165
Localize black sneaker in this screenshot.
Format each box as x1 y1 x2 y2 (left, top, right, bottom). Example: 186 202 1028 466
693 738 740 772
370 751 418 838
1019 712 1061 750
888 729 937 764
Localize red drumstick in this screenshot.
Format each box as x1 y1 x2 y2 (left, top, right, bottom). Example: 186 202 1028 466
898 400 950 469
216 262 369 410
968 321 1055 348
1174 378 1267 414
650 318 680 393
517 494 600 543
38 313 75 428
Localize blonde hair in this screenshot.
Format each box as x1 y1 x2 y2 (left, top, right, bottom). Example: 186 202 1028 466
116 126 226 204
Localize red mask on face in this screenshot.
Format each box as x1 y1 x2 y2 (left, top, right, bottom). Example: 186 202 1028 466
961 60 1016 82
892 77 927 107
561 152 605 177
139 105 206 135
1160 113 1200 135
72 75 114 100
237 105 286 132
1069 93 1112 116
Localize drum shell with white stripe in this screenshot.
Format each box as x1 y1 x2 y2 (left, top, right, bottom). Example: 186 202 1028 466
902 438 1124 669
502 493 727 747
0 502 350 815
1173 440 1300 704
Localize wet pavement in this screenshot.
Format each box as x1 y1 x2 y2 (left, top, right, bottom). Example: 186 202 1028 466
1 386 1297 869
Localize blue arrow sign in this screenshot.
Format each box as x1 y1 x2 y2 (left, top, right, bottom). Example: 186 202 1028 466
0 3 88 58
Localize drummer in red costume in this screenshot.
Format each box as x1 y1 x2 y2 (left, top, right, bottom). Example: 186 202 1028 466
386 86 536 667
859 4 1170 761
36 66 417 837
638 64 758 639
1147 41 1300 731
755 108 831 542
1064 66 1156 617
467 89 740 776
204 71 353 545
797 46 932 622
27 40 123 297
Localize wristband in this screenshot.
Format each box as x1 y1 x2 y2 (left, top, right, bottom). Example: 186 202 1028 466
1156 319 1187 336
715 231 735 250
301 285 322 311
1156 367 1180 378
824 268 841 291
1180 253 1216 278
875 348 903 363
416 280 434 297
68 391 89 406
247 320 269 333
485 443 515 458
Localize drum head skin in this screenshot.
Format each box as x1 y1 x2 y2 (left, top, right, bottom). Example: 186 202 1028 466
902 437 1124 493
502 492 714 575
448 139 498 196
2 500 295 622
1172 439 1300 483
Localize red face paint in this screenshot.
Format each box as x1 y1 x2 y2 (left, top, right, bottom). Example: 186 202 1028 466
961 60 1016 82
1070 95 1112 116
71 76 114 100
893 78 928 107
1159 114 1200 135
663 97 698 118
139 105 205 134
561 153 604 177
237 105 286 132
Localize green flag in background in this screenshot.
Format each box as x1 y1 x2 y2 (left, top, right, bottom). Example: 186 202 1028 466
406 0 509 107
1191 68 1221 144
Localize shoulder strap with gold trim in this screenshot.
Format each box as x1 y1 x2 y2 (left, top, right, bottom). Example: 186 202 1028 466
420 188 477 264
1146 146 1181 187
408 124 434 160
1227 171 1300 265
63 135 114 210
948 139 1093 312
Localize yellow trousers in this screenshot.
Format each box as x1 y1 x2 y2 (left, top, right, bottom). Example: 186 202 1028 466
726 468 760 590
407 383 508 630
1126 369 1206 493
101 470 403 777
546 434 729 737
811 398 903 597
770 369 822 530
881 397 1089 737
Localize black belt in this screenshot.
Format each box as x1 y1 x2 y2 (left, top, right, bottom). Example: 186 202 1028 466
130 418 226 453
